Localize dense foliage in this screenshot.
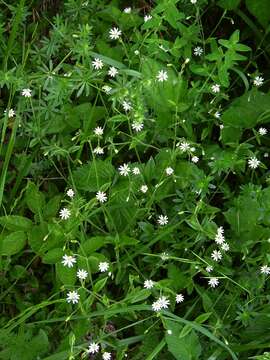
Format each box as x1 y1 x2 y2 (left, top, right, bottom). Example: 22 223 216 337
0 0 270 359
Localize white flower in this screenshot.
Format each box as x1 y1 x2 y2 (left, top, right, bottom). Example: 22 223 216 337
219 124 224 129
248 157 260 169
260 265 270 275
215 226 225 245
103 352 111 360
66 291 80 304
131 122 144 132
253 76 264 87
157 215 168 226
4 108 15 118
96 191 107 203
190 0 197 3
214 111 221 118
176 293 184 303
140 185 148 193
165 167 174 175
144 280 154 289
211 250 222 262
156 70 168 82
66 188 75 198
178 141 190 152
119 163 130 176
21 88 32 97
109 27 121 40
99 261 109 272
206 265 213 273
211 84 220 93
259 127 267 136
77 269 88 280
92 58 104 70
160 252 169 261
94 146 104 155
152 296 170 311
144 14 152 22
152 300 162 311
102 85 112 94
122 100 132 111
264 152 269 157
167 330 172 335
59 208 71 220
124 7 131 13
132 167 140 175
108 66 118 77
191 156 199 163
193 46 203 56
87 342 99 354
94 126 104 136
208 277 219 288
62 254 76 268
134 50 140 55
221 242 230 252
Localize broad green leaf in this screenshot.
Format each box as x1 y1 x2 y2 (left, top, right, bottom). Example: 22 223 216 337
25 182 45 215
0 231 27 256
93 277 107 292
79 237 107 256
246 0 270 28
56 263 76 286
72 160 115 192
0 215 32 231
42 248 64 264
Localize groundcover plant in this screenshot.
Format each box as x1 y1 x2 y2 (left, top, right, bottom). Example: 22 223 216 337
0 0 270 359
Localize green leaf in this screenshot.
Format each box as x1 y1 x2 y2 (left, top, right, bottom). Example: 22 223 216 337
246 0 270 28
73 160 115 192
93 277 107 292
0 215 32 231
165 319 202 360
56 263 76 286
0 231 27 256
43 195 61 219
25 182 45 215
218 0 241 9
43 248 64 264
79 237 107 256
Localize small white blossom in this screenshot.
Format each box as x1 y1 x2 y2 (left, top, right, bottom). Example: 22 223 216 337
260 265 270 275
152 296 170 311
248 157 260 169
167 330 172 335
59 207 71 220
94 146 104 155
264 152 269 157
208 277 219 288
221 242 230 252
193 46 203 56
94 126 104 136
102 85 112 94
92 58 104 70
220 124 224 129
132 167 140 175
179 141 190 152
96 191 107 203
132 122 144 132
144 14 152 22
140 185 148 193
160 252 169 261
144 279 154 289
109 27 121 40
214 111 221 118
165 167 174 175
191 156 199 163
211 250 222 262
87 342 99 354
215 226 225 245
4 108 15 118
103 352 111 360
157 215 168 226
77 269 88 280
156 70 168 82
66 291 80 304
259 127 267 136
176 293 184 303
206 265 213 273
108 66 118 77
253 76 264 87
152 300 162 311
123 7 131 13
99 261 109 272
62 254 76 268
119 163 130 176
21 88 32 97
122 100 132 111
190 0 197 3
211 84 220 93
66 188 75 198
